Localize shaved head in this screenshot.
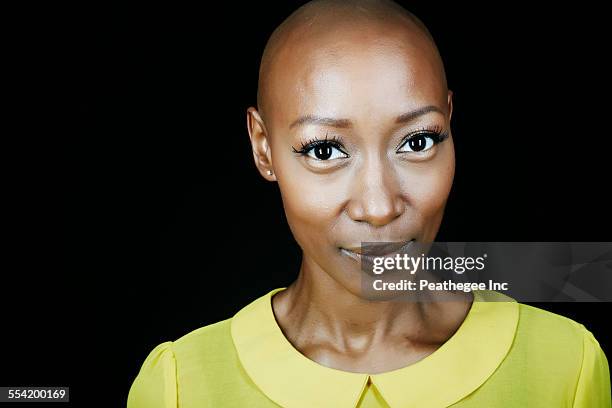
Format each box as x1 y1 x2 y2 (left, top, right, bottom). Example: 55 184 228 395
246 0 456 300
256 0 447 126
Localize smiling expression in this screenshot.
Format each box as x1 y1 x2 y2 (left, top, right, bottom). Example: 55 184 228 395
248 15 454 297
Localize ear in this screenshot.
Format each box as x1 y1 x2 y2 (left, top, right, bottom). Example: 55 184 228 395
246 107 276 181
447 90 454 122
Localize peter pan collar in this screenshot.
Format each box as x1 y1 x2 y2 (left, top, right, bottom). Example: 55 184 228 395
231 288 518 408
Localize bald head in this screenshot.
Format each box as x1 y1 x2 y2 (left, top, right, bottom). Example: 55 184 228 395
256 0 447 126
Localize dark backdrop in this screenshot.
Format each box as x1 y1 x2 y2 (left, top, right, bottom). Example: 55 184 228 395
5 1 611 407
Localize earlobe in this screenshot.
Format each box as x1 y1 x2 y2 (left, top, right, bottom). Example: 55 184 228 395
246 107 276 181
447 90 454 122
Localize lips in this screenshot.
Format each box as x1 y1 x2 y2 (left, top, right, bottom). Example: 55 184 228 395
340 239 415 263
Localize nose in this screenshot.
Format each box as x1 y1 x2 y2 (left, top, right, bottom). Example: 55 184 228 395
345 156 405 227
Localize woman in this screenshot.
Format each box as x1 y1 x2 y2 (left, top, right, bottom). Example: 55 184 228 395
127 0 610 406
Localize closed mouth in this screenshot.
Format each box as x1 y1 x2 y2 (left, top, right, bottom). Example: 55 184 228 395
340 239 415 263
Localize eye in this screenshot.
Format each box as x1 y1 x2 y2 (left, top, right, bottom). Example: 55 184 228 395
306 141 348 160
397 131 447 153
293 137 349 161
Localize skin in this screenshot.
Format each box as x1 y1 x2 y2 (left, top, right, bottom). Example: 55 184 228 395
246 0 471 374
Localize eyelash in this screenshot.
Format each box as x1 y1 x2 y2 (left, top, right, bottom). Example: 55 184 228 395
292 133 347 155
396 125 450 151
291 126 449 157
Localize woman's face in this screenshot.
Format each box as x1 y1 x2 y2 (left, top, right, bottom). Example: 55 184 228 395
249 27 454 297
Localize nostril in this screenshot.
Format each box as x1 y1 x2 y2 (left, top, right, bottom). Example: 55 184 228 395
346 195 405 227
345 171 406 226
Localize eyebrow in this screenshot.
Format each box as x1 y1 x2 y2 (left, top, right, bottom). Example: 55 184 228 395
289 105 444 129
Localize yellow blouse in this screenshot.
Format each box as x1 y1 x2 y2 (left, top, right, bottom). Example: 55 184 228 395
127 288 611 407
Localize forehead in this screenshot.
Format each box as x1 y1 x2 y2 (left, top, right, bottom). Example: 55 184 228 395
264 25 447 129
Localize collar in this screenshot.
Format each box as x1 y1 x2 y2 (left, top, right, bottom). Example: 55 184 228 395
231 288 518 408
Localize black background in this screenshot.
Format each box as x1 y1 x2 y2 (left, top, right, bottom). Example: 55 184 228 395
4 1 611 407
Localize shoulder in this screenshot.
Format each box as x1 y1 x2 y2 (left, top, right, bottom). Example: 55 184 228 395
174 318 232 349
172 318 234 362
513 303 604 358
517 303 587 342
510 304 610 405
127 319 234 408
127 341 177 408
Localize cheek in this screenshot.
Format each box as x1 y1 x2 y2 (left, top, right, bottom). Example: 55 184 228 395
407 164 454 211
403 143 455 237
280 179 337 227
273 151 344 249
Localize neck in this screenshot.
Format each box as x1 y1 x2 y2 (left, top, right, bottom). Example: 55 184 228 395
272 256 472 353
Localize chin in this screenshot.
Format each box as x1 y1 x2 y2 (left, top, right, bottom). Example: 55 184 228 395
326 261 409 302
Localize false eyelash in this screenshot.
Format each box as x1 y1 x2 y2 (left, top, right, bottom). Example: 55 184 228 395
396 125 450 150
292 133 346 155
